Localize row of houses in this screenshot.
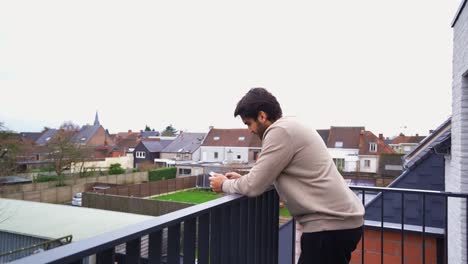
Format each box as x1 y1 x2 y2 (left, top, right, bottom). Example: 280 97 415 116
13 111 427 178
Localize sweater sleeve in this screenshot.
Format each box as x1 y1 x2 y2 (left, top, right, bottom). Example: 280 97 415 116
222 126 294 197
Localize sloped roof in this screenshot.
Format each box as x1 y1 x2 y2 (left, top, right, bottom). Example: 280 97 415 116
19 132 42 141
316 129 330 144
141 140 174 153
452 0 467 27
71 125 100 144
35 129 59 146
359 131 394 155
365 154 446 229
162 133 205 153
391 135 426 145
202 129 262 148
404 117 451 169
327 127 364 149
364 118 451 229
140 131 159 138
116 137 139 150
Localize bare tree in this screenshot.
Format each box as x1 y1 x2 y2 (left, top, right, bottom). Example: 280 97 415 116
46 129 86 186
60 121 80 131
0 122 19 176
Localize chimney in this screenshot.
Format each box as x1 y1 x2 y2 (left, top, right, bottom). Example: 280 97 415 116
379 133 384 140
416 133 419 137
209 126 214 131
128 130 132 133
429 130 434 134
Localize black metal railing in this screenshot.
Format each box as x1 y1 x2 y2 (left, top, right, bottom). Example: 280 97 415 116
350 186 468 264
12 189 279 264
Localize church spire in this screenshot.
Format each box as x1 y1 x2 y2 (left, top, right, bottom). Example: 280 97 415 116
94 111 100 126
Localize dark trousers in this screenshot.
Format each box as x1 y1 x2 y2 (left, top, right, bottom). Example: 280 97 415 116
298 226 362 264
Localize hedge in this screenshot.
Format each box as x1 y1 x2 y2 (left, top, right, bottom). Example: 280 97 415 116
148 167 177 182
34 174 58 183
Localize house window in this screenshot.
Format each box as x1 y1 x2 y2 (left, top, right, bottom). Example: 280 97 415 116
335 141 343 148
369 143 378 152
364 160 371 167
214 136 220 141
333 158 345 171
136 151 146 158
178 168 191 175
214 152 219 159
239 136 245 141
237 155 241 159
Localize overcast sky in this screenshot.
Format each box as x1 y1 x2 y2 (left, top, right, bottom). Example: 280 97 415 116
0 0 462 138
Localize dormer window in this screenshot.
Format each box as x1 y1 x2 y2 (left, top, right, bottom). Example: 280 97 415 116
335 141 343 148
214 136 220 141
238 137 245 141
370 142 378 152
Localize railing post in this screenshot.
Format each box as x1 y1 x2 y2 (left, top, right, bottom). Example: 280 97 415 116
125 237 141 264
96 247 115 264
198 213 210 264
183 218 196 264
210 208 222 264
239 199 249 264
148 230 162 264
167 224 181 264
230 202 241 264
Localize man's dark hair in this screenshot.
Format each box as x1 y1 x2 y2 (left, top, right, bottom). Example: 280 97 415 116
234 88 283 122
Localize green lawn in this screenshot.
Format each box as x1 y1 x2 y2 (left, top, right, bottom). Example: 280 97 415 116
151 189 223 204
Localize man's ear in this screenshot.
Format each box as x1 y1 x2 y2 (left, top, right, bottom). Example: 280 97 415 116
257 111 268 123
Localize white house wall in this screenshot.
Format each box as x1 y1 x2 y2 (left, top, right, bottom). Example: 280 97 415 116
192 148 201 162
70 155 134 173
200 147 225 162
223 147 249 163
327 148 359 172
358 155 379 174
200 147 250 163
448 4 468 262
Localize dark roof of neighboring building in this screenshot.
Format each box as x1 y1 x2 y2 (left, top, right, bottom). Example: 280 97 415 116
140 131 160 138
316 129 330 144
71 125 100 144
364 119 451 230
391 135 426 145
452 0 467 27
327 127 365 149
404 117 451 169
365 153 446 229
140 140 174 153
162 133 206 153
201 129 262 148
19 132 42 141
359 131 394 155
35 129 59 146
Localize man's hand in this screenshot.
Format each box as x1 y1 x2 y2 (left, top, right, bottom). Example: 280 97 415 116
225 172 242 180
209 173 227 193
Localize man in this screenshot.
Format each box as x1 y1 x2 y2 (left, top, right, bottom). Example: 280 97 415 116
209 87 364 264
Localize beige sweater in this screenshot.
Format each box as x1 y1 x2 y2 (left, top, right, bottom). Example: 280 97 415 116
222 117 364 233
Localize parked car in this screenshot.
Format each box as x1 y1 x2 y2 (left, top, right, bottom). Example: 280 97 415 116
72 192 82 206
